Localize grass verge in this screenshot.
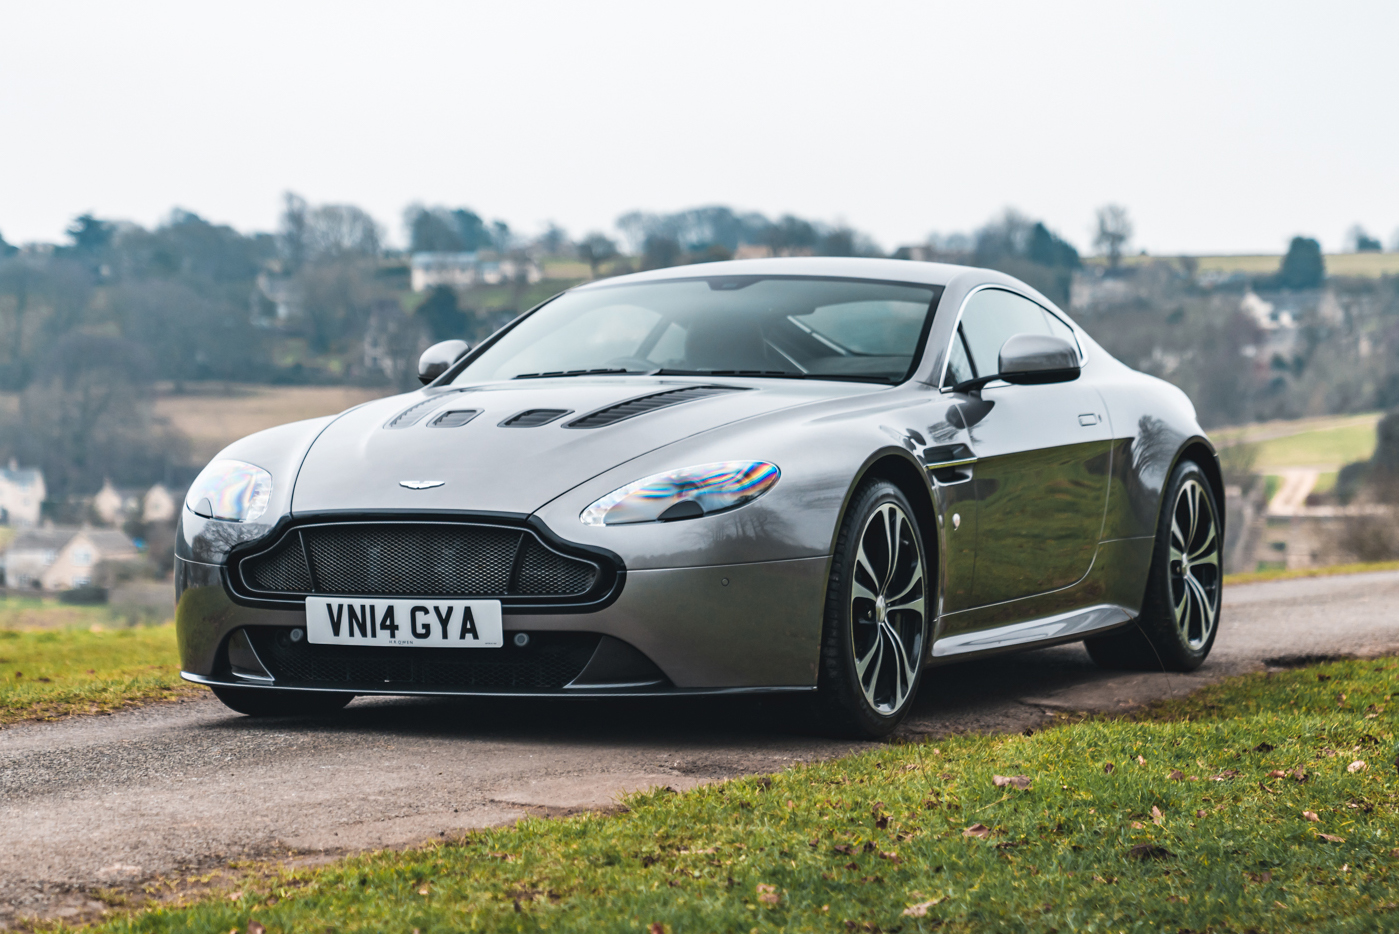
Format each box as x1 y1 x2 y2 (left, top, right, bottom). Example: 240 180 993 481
83 657 1399 933
1224 559 1399 586
0 622 193 725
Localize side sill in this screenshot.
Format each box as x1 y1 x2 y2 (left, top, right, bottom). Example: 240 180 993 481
931 603 1133 659
180 671 816 699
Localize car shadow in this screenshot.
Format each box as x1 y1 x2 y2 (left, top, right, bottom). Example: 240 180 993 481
196 641 1169 747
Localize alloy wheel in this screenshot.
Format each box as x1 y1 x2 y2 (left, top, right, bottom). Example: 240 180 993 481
1168 478 1220 650
849 502 926 715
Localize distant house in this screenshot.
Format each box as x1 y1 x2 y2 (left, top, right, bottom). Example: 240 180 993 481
92 480 178 526
0 461 45 527
410 252 542 291
4 526 139 591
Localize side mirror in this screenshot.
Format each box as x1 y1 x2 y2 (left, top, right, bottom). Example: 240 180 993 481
418 340 470 385
997 333 1080 385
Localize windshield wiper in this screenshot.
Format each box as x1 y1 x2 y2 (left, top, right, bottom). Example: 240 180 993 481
512 368 632 379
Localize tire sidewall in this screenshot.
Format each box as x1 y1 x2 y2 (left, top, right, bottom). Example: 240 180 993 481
1143 459 1222 669
819 480 930 737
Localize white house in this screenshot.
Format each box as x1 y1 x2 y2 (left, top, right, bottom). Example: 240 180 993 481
4 527 139 591
0 461 45 527
410 252 542 292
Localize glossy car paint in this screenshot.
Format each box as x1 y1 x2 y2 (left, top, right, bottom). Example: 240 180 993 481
175 257 1219 695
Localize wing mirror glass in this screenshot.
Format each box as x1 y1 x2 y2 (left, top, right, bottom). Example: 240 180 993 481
418 339 471 384
951 333 1080 393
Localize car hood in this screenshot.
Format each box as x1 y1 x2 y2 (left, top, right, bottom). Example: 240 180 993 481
290 377 880 516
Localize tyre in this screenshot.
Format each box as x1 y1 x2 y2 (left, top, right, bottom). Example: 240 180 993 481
817 479 930 738
1085 459 1222 671
210 685 354 717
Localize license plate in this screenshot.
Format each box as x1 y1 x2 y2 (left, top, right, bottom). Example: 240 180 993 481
304 597 503 648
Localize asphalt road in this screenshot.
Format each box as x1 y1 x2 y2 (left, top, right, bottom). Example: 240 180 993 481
4 570 1399 927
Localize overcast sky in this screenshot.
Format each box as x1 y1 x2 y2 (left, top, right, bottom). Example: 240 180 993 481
2 1 1396 255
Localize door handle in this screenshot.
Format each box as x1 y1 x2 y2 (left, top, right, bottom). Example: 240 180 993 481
1078 413 1100 426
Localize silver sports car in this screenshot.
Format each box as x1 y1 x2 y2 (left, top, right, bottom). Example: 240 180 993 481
176 257 1222 737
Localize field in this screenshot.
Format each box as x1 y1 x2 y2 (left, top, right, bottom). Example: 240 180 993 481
1213 411 1382 471
1086 253 1399 278
153 384 395 462
85 655 1399 934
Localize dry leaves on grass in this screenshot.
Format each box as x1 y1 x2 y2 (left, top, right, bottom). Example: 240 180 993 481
1302 810 1320 822
1318 833 1347 843
1127 843 1173 860
1168 769 1184 780
247 923 266 934
903 896 945 917
1151 806 1165 826
962 823 991 838
992 775 1031 790
1348 760 1368 773
756 883 780 905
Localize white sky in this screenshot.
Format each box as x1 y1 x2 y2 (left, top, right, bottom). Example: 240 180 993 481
2 1 1396 255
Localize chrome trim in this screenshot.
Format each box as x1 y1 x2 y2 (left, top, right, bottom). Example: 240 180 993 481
931 603 1132 657
923 456 978 470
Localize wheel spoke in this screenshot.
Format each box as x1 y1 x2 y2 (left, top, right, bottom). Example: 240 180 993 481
1186 573 1216 641
855 634 882 682
855 543 880 594
1187 521 1217 564
852 579 880 607
881 506 899 592
886 564 923 608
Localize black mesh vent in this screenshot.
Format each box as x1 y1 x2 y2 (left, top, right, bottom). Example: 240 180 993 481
515 538 598 595
500 408 571 427
565 385 741 429
429 409 480 428
248 628 601 691
242 539 312 592
232 521 607 603
301 524 522 596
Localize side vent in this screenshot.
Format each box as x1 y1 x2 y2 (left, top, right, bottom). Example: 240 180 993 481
499 408 572 428
429 409 481 428
385 391 467 429
565 385 743 429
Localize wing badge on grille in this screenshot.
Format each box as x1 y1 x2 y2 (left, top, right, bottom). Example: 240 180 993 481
399 480 446 490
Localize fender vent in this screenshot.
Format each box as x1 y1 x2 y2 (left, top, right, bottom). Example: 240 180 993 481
500 408 571 427
565 385 743 429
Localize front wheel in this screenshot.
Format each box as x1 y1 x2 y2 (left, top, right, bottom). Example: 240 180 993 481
816 480 930 738
210 685 354 717
1085 459 1222 671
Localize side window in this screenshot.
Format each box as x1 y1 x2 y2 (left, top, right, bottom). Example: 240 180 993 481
956 289 1079 379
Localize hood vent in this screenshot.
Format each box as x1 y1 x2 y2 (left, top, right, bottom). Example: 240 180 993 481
385 391 468 429
500 408 572 428
429 409 481 428
565 385 743 429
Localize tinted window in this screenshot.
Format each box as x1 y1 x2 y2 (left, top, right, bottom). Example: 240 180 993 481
453 277 943 384
954 289 1079 379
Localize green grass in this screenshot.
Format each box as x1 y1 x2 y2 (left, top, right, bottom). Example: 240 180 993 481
83 658 1399 933
1251 424 1379 471
1265 474 1283 503
0 621 191 724
1225 559 1399 586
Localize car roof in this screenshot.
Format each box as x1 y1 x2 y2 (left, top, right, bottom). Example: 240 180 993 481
570 256 974 291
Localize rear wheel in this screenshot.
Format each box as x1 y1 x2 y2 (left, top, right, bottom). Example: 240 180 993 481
210 685 354 717
1085 459 1221 671
817 480 929 738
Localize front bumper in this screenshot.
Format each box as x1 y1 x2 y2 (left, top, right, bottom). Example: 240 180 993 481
175 552 829 694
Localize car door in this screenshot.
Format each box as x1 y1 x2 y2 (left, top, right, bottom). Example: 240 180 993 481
943 288 1112 610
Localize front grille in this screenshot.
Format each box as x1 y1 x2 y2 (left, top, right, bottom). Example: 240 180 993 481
246 627 600 691
231 520 614 607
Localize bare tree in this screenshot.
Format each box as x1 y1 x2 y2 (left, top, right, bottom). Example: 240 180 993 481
577 233 618 279
1094 204 1134 269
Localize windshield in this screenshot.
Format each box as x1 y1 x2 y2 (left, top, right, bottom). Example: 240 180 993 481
451 276 943 385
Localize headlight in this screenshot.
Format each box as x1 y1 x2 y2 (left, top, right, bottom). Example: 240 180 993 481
185 459 273 522
580 461 780 527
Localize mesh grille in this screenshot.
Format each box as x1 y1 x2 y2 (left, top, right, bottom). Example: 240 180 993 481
243 539 312 592
249 628 600 691
386 397 446 428
500 409 570 427
302 525 521 596
516 538 598 595
234 522 603 600
565 385 741 429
